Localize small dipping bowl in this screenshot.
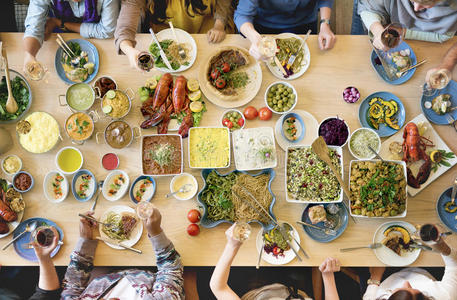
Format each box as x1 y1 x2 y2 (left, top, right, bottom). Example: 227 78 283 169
101 153 119 170
348 127 381 160
170 173 198 201
343 86 360 103
281 112 305 143
55 146 84 175
43 170 69 203
1 154 22 175
220 109 245 131
129 175 156 204
318 117 351 148
13 171 34 193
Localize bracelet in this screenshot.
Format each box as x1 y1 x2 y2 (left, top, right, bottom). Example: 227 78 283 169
320 19 331 25
367 278 381 286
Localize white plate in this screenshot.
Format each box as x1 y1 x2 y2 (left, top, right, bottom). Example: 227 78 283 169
255 224 300 265
373 221 420 266
266 33 311 80
99 205 143 250
275 110 318 151
0 183 24 239
43 170 68 203
102 170 130 201
155 28 197 73
379 114 457 196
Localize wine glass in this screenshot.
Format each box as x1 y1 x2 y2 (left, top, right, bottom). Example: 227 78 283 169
233 221 252 242
136 201 155 220
381 23 406 49
31 226 55 248
423 68 452 97
137 51 154 73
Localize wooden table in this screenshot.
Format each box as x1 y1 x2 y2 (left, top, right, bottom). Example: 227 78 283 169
1 33 456 267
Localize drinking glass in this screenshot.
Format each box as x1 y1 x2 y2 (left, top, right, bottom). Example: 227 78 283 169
381 23 405 49
24 61 48 81
423 68 452 97
136 201 155 220
259 36 277 59
137 51 154 72
233 221 252 242
31 226 55 248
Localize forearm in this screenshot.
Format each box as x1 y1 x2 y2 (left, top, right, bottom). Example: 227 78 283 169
320 7 332 21
240 22 261 44
210 244 239 298
440 42 457 71
404 29 454 43
37 257 60 291
24 37 41 58
120 40 136 56
64 22 81 34
440 249 457 291
214 0 232 26
322 273 339 300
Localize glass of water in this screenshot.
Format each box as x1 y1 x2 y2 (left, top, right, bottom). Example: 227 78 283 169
136 201 155 220
233 221 252 242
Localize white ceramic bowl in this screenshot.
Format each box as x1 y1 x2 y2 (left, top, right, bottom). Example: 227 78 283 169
317 117 351 148
264 81 298 115
55 146 83 175
348 127 382 160
1 154 22 175
169 173 198 201
43 170 69 203
102 170 130 201
220 109 245 131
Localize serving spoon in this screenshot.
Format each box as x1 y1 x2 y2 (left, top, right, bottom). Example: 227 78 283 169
2 49 18 114
166 183 193 198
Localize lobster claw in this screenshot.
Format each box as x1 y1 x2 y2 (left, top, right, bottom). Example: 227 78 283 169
140 112 164 129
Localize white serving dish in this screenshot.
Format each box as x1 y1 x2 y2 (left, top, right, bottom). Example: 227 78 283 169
348 127 381 160
141 134 183 177
348 159 408 218
169 173 198 201
285 145 344 204
264 81 298 115
102 170 130 201
188 127 231 169
43 170 69 203
232 127 277 171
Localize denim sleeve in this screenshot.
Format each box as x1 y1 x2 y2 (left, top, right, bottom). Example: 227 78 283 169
24 0 50 44
80 0 120 39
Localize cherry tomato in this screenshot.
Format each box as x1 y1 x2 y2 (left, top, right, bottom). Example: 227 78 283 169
187 223 200 236
187 209 201 223
243 106 258 120
237 118 245 127
258 107 273 121
211 69 220 80
221 62 230 73
222 118 233 129
215 78 226 89
272 246 281 256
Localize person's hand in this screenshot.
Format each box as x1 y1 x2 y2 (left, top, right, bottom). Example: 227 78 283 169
369 266 385 281
79 211 97 240
248 34 272 61
319 257 341 275
44 18 60 41
23 53 37 74
33 227 59 261
207 21 226 43
125 47 142 71
145 208 162 237
318 23 336 50
225 224 242 249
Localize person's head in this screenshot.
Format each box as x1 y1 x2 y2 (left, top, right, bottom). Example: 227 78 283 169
410 0 441 12
148 0 210 25
387 281 433 300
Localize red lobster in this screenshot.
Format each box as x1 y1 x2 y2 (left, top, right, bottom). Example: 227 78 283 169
402 123 434 188
140 74 193 137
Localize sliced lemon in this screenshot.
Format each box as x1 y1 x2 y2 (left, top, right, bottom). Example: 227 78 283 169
188 90 202 102
145 77 157 90
430 150 442 163
187 79 200 92
190 101 203 113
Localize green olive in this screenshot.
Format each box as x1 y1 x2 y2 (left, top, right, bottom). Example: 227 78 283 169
278 84 284 89
283 91 289 96
277 88 284 93
268 101 273 106
268 92 273 98
273 99 277 104
275 95 281 100
287 87 292 93
289 94 296 100
278 103 283 108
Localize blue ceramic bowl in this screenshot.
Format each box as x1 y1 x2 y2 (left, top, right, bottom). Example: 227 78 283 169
281 112 305 143
197 168 276 230
71 169 97 202
300 203 348 243
421 79 457 125
129 175 156 204
12 171 34 193
436 187 457 233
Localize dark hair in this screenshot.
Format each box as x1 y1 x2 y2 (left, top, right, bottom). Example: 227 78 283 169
148 0 210 24
388 290 428 300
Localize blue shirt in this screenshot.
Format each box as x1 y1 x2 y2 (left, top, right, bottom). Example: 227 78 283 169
234 0 334 30
24 0 120 44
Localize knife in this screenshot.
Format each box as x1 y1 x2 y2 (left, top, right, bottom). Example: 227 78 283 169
149 28 173 70
286 29 311 70
96 237 142 254
410 243 433 252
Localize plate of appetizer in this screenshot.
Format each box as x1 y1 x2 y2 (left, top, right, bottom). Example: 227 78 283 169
285 145 343 204
371 41 417 85
198 46 262 108
0 70 32 124
349 160 407 218
300 203 348 243
274 110 319 151
43 171 68 203
130 175 156 204
189 127 230 169
99 205 143 250
358 91 405 137
267 33 311 80
379 114 457 196
150 28 197 73
102 170 130 201
0 179 25 238
197 169 276 229
373 221 420 266
256 223 300 265
71 169 97 202
436 186 457 233
421 80 457 125
141 134 183 176
55 39 99 84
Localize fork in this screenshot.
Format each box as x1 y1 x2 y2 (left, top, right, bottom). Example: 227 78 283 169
446 114 456 125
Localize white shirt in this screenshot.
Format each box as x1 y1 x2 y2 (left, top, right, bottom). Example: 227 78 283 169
102 277 142 300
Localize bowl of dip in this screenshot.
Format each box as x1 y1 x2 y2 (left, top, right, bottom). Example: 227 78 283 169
65 112 97 144
71 169 97 202
93 76 117 98
59 83 96 112
43 170 68 203
101 89 134 119
349 127 381 160
56 146 84 175
96 120 141 149
17 111 61 154
2 155 22 175
130 175 156 204
102 170 130 201
101 153 119 170
170 173 198 201
13 171 34 193
281 113 305 143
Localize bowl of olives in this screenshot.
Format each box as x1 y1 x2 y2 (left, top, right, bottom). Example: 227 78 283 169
264 82 297 114
220 109 245 131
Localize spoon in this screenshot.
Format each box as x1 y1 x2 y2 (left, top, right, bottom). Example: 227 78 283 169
296 221 337 236
368 145 385 162
91 180 104 211
2 221 38 250
2 49 18 114
396 59 427 78
166 183 193 198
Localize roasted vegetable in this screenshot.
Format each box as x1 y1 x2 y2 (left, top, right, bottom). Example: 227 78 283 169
384 225 411 244
367 97 400 130
444 201 457 213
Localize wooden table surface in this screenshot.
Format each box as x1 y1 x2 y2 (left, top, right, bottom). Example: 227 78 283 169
0 33 456 267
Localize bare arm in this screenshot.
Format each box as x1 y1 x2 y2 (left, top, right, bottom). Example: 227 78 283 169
426 42 457 83
63 22 81 34
34 227 60 291
318 6 336 50
319 257 340 300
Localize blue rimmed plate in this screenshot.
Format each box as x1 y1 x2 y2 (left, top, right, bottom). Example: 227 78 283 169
55 39 99 84
197 169 276 230
300 203 348 243
358 91 406 137
421 80 457 125
129 175 156 204
13 217 64 262
436 187 457 233
371 41 417 85
71 169 97 202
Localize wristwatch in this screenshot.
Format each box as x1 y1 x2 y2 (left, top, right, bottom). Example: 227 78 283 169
367 278 381 286
320 19 331 25
59 19 66 31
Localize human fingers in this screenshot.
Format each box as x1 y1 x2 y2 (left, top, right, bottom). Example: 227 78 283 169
318 33 325 50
